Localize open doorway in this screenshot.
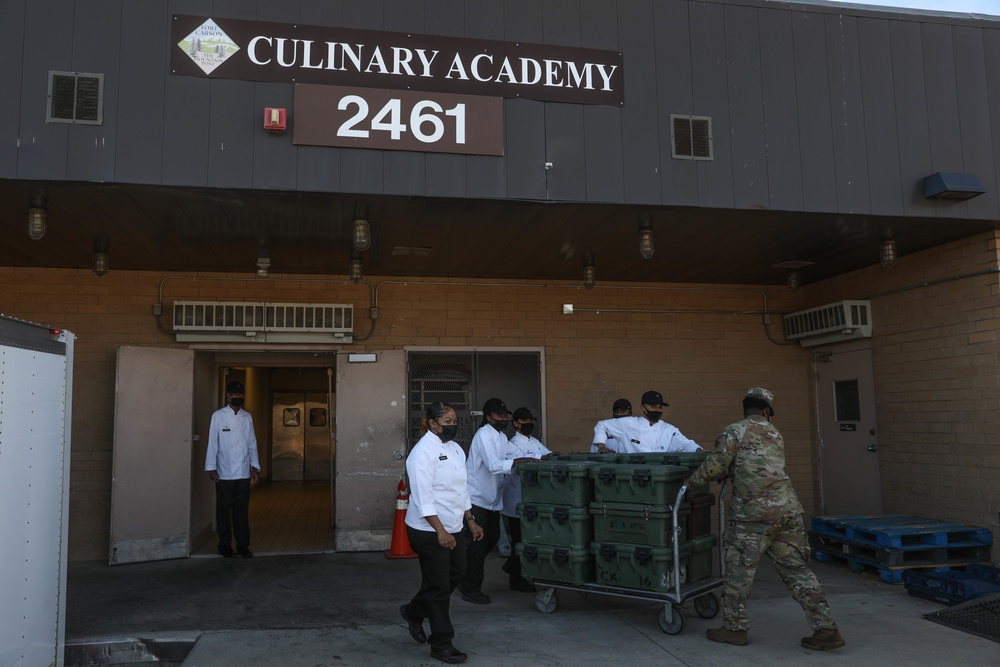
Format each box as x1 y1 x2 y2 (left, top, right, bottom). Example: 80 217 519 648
191 361 337 557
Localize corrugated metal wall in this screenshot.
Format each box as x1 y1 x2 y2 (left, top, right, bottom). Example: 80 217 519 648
1 0 998 219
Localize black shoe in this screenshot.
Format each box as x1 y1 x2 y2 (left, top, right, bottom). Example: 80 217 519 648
509 578 535 593
218 547 235 558
459 590 490 605
430 646 467 664
501 560 513 575
236 547 253 558
399 605 426 644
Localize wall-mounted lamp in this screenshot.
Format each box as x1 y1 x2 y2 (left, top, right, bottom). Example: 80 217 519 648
352 203 371 251
583 254 595 289
924 172 985 200
349 255 363 283
27 207 46 240
638 217 654 259
27 190 46 240
256 253 271 278
92 234 110 277
786 270 801 292
880 238 897 268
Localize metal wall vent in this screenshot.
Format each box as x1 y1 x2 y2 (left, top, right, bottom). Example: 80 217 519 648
172 301 353 343
671 114 713 160
783 300 872 348
47 71 104 125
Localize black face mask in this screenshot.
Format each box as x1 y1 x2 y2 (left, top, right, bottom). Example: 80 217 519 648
437 425 459 442
519 423 536 437
645 410 662 424
230 397 245 408
491 420 509 432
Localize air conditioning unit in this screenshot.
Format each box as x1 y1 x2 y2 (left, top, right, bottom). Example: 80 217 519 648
172 301 353 343
783 300 872 348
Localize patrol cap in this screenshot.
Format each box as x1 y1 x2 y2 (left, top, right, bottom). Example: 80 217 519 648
640 390 668 407
226 380 245 394
482 397 510 416
512 407 534 421
612 398 632 411
745 387 775 414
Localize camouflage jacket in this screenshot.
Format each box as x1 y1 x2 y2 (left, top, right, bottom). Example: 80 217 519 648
687 415 803 522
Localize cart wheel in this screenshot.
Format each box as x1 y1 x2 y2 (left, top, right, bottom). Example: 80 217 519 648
694 593 720 619
535 589 558 613
657 606 685 635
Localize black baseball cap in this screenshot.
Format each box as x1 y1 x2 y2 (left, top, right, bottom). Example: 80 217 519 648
482 397 510 416
512 407 534 421
612 398 632 411
226 381 245 394
641 390 668 406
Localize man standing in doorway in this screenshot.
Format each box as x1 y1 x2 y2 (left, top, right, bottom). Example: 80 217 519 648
687 387 844 650
206 380 260 558
459 398 514 604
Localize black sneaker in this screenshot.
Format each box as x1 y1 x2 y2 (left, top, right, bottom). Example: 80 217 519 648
236 547 253 558
218 547 235 558
459 590 490 604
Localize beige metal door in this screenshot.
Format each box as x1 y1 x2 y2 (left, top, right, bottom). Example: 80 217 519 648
110 346 194 563
335 350 406 551
816 347 882 515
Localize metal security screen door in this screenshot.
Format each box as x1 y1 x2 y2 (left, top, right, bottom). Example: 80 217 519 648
407 351 542 450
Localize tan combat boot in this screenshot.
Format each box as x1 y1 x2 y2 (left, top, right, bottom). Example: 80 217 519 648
706 627 749 646
801 628 845 650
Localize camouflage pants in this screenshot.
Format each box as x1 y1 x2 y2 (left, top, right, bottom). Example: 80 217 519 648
722 515 837 632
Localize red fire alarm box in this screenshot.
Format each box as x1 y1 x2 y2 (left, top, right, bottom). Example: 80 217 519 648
264 108 287 134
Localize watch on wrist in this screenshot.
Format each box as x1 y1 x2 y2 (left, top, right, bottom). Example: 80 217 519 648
464 516 476 524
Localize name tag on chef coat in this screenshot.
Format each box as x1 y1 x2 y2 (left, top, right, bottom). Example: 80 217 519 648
439 455 448 460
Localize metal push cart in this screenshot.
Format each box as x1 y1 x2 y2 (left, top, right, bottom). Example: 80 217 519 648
529 481 727 635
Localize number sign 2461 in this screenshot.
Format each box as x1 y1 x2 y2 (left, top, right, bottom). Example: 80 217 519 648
294 84 504 156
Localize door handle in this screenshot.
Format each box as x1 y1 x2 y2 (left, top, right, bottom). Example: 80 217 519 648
867 444 878 452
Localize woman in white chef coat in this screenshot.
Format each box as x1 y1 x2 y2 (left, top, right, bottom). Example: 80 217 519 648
400 402 483 665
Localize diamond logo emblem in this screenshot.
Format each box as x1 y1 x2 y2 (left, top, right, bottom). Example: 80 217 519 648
178 18 239 75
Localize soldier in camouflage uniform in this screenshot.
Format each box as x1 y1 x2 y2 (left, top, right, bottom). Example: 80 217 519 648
687 387 845 651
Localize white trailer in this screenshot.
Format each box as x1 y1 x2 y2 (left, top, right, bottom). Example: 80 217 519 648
0 315 75 667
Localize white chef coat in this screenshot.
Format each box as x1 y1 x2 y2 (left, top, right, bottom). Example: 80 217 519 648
205 405 260 480
591 417 627 453
501 432 552 517
466 423 515 510
405 430 471 534
593 415 701 454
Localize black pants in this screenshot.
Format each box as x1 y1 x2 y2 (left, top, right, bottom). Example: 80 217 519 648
215 478 251 549
405 526 468 652
460 504 500 595
502 515 524 580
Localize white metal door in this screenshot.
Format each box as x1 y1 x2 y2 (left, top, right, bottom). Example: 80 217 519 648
816 347 882 515
110 346 194 564
335 350 406 551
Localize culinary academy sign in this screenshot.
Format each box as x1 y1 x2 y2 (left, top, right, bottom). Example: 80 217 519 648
171 15 624 106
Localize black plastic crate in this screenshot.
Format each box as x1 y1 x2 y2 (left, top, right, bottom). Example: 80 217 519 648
903 564 1000 605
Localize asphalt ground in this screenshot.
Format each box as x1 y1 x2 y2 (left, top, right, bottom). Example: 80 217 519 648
65 549 999 666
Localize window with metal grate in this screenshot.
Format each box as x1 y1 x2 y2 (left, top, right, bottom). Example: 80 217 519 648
670 114 713 160
47 71 104 125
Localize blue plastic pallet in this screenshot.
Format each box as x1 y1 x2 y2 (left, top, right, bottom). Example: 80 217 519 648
811 546 954 585
904 565 1000 605
811 515 993 550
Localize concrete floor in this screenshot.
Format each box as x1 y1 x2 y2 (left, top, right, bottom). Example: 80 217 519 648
65 550 999 666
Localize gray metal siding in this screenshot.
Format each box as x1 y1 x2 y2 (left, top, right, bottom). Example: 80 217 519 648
758 9 805 212
825 15 871 214
6 0 1000 222
0 0 26 178
857 18 904 216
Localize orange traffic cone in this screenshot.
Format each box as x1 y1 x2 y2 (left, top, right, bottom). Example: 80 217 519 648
385 478 418 559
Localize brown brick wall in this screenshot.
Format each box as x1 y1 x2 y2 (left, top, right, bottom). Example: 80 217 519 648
2 267 817 561
808 231 1000 563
